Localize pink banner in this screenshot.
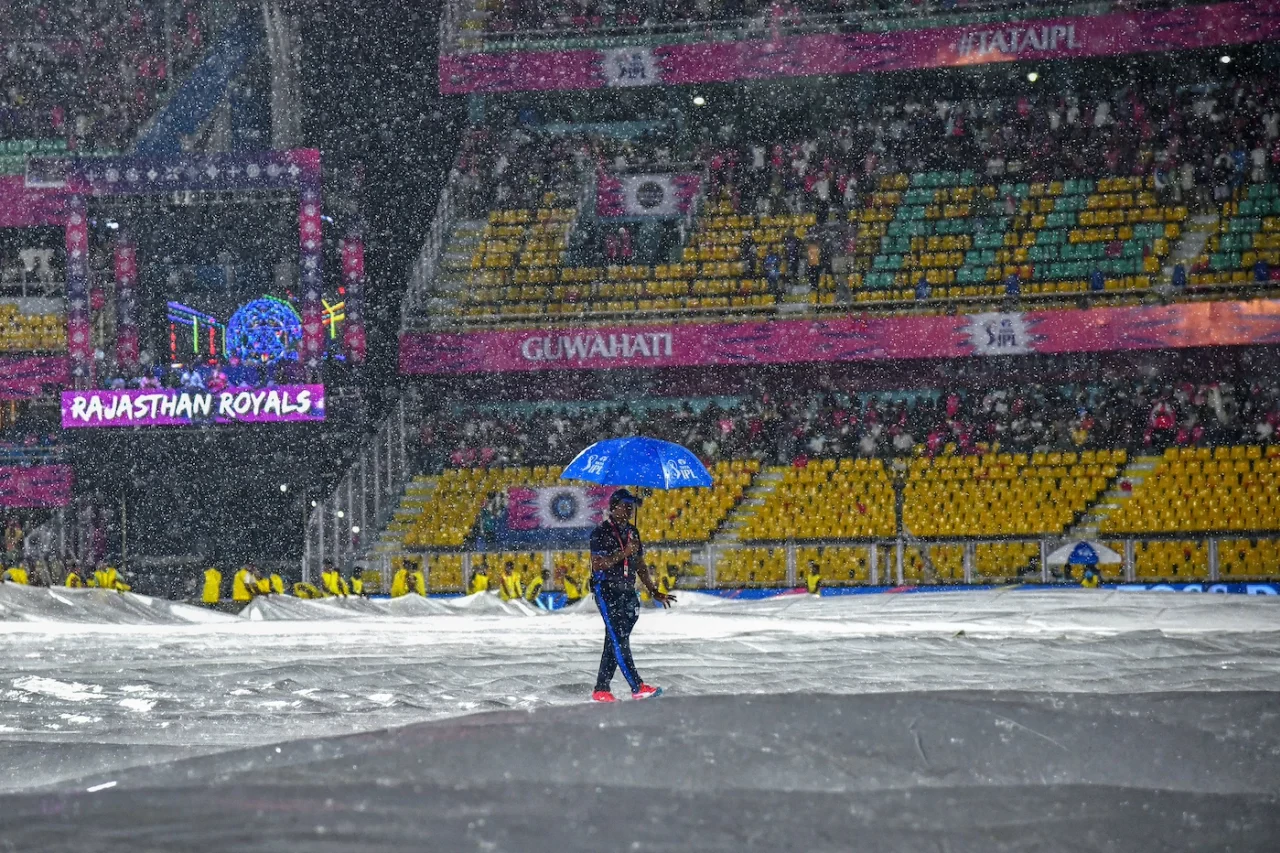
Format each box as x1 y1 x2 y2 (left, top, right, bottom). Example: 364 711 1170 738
0 465 73 509
0 176 66 228
440 0 1280 94
0 356 70 399
340 231 367 364
400 299 1280 375
114 236 139 368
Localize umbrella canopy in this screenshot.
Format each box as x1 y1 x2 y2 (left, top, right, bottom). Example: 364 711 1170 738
561 437 713 490
1046 540 1123 566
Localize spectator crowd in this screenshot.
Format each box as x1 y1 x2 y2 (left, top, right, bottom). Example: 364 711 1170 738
452 70 1278 226
0 0 206 149
419 368 1280 471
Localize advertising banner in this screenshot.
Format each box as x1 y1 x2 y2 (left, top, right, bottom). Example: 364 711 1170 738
400 298 1280 375
64 196 92 380
340 229 367 364
60 385 326 428
440 0 1280 94
114 235 139 368
596 172 701 218
0 465 73 508
0 176 66 228
0 356 70 400
298 177 326 368
39 148 324 196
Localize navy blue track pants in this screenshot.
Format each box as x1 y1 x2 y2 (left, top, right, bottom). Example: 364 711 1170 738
593 581 641 693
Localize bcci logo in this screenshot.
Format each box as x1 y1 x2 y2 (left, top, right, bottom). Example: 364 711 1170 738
548 491 581 522
634 181 666 210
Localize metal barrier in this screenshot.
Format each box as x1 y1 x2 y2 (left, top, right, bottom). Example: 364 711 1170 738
440 0 1116 53
371 534 1280 592
400 180 456 332
302 394 418 584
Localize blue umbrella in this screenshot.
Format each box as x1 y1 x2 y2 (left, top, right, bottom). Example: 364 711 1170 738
561 437 714 489
1046 541 1122 566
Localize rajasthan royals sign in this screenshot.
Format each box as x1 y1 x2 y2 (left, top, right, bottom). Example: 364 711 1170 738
61 385 325 428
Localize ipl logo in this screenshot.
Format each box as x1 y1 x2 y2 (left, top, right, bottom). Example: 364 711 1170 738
603 47 657 87
965 312 1035 356
663 459 697 483
583 454 607 475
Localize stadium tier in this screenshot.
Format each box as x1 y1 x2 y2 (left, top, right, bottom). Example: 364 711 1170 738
1198 183 1280 284
734 459 896 541
439 173 1201 325
1100 445 1280 535
902 449 1126 538
0 0 206 150
373 417 1280 591
392 459 752 550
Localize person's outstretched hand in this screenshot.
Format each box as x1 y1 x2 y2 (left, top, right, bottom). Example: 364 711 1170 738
653 592 676 608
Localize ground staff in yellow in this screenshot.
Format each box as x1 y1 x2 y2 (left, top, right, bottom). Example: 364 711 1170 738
524 570 547 603
321 562 349 597
390 563 425 597
1 565 28 584
805 561 821 595
563 569 585 603
91 565 130 591
499 562 522 601
232 566 258 602
468 566 489 594
203 568 223 603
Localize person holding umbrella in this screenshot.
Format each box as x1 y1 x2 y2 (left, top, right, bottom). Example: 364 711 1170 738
589 488 674 702
562 437 712 703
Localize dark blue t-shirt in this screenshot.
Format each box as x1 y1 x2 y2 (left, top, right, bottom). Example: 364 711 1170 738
589 520 643 590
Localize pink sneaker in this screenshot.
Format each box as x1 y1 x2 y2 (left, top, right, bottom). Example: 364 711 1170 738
591 690 617 703
631 684 663 700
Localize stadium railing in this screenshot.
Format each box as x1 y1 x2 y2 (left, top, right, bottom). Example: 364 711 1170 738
302 394 420 586
368 533 1280 593
401 180 456 332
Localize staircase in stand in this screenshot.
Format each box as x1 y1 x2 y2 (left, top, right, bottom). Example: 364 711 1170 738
371 475 438 557
777 283 813 315
1064 455 1162 540
421 219 486 328
1161 213 1219 282
713 466 787 544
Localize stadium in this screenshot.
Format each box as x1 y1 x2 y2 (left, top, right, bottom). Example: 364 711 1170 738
1 0 1279 848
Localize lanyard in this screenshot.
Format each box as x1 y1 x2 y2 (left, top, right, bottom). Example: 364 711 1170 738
610 522 632 568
